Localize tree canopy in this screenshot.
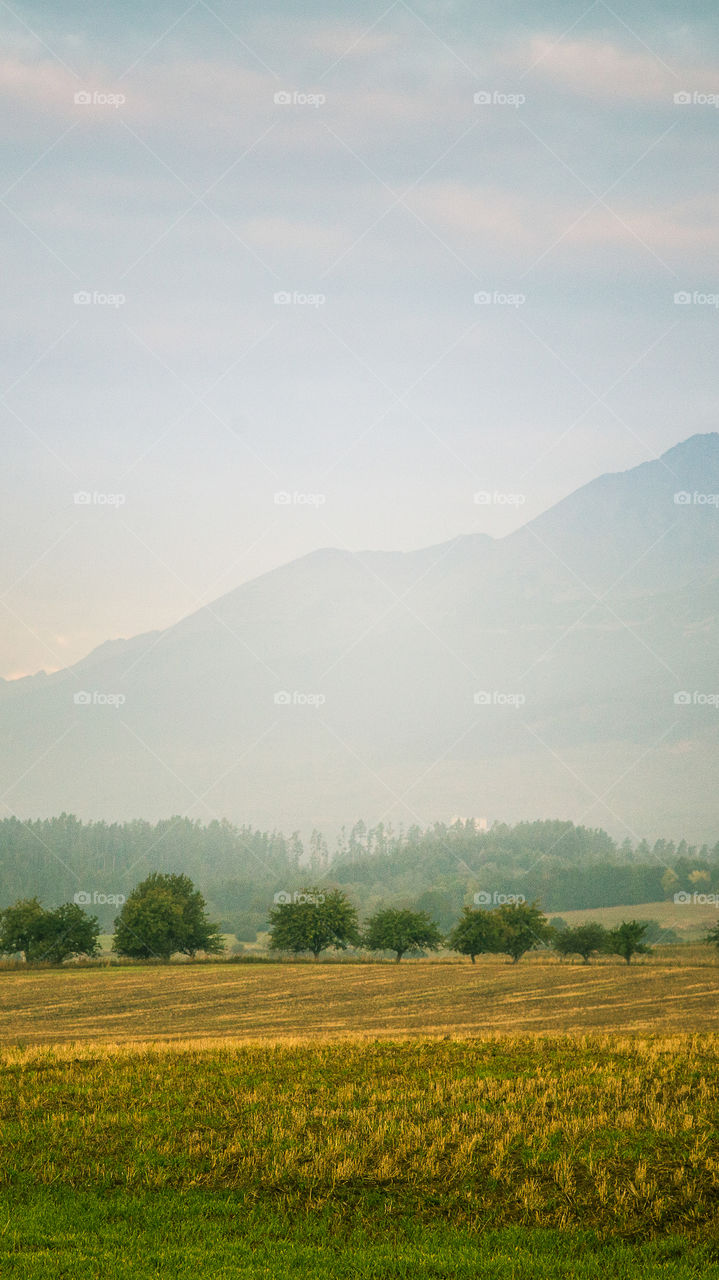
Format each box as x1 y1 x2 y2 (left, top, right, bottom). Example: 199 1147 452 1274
0 897 100 963
447 906 502 962
363 907 443 962
492 901 554 963
112 873 224 960
553 922 608 964
605 920 649 965
268 888 360 959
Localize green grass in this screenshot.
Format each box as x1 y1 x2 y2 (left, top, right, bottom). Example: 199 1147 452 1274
2 1191 719 1278
3 1035 719 1277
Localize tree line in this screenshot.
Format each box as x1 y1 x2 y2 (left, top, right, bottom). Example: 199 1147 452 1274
2 814 718 944
2 873 712 966
269 891 654 966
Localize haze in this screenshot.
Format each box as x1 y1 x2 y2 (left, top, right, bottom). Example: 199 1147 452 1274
3 0 719 678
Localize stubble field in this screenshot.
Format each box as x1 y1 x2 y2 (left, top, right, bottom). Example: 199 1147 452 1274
3 955 719 1277
1 1033 719 1277
1 950 718 1046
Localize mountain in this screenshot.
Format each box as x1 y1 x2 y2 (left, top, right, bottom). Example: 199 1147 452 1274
2 433 719 840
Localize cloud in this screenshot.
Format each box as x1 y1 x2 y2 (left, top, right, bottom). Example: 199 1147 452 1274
570 197 719 256
0 55 77 135
404 178 719 271
524 36 676 101
286 19 398 61
406 181 543 243
517 34 719 107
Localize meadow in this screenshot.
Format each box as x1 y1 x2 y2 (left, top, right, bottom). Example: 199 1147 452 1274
2 954 719 1275
1 1034 719 1277
557 900 719 939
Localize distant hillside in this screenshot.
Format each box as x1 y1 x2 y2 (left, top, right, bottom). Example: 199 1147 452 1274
556 901 718 942
1 433 719 837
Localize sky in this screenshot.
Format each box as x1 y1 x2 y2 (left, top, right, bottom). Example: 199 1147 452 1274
2 0 719 678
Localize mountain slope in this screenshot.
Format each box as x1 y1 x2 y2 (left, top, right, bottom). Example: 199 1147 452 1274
2 433 719 839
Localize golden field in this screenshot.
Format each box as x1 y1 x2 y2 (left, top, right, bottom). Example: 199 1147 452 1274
1 950 718 1046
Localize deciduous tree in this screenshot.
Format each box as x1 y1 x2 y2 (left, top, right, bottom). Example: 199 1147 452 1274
605 920 649 965
363 907 442 962
113 873 224 960
268 888 359 959
447 906 501 962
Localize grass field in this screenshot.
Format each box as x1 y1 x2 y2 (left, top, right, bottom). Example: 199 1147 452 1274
6 1195 719 1280
558 900 719 939
1 950 718 1046
4 958 719 1275
2 1035 719 1277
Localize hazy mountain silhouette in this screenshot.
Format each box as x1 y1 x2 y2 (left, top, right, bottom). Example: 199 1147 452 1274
3 433 719 840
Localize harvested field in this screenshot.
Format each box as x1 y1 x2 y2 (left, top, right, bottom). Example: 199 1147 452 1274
2 953 718 1045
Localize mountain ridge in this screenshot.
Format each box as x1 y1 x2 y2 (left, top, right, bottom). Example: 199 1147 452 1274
7 431 718 686
2 431 718 839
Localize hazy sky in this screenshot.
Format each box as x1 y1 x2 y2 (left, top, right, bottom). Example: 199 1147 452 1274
2 0 718 677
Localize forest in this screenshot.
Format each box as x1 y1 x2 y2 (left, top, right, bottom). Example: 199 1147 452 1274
1 814 716 940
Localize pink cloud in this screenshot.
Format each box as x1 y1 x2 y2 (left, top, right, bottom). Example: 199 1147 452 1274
524 36 676 101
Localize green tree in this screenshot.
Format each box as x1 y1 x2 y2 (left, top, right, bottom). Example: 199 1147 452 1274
447 907 501 962
268 888 359 959
112 873 224 960
0 898 99 963
605 919 649 965
42 902 101 963
363 907 442 962
493 901 553 963
705 921 719 951
0 897 47 961
553 922 607 964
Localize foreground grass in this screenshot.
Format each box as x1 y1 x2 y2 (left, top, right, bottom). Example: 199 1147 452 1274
2 1036 719 1227
3 1191 719 1278
3 1035 719 1276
